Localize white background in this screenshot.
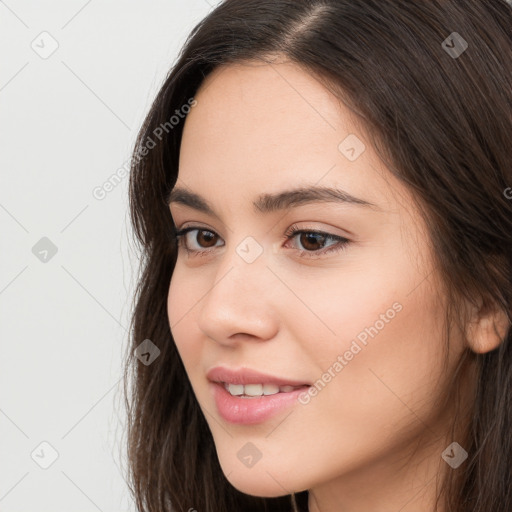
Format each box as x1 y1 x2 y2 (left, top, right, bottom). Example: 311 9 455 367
0 1 220 510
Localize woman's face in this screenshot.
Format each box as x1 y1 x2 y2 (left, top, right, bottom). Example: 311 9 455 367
168 60 466 509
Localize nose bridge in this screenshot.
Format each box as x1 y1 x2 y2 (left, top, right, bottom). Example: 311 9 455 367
210 236 270 309
214 232 270 296
197 234 278 341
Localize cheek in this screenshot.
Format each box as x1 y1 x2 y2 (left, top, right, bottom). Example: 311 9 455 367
312 278 447 440
167 269 203 365
293 253 448 437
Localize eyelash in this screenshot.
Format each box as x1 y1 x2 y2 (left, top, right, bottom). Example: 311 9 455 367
173 224 350 259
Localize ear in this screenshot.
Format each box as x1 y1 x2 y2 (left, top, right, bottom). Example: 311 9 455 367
466 299 510 354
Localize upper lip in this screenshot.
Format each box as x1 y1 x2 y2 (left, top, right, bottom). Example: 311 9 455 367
206 366 310 387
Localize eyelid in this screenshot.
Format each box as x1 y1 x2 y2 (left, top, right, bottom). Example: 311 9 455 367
174 222 348 238
174 221 217 233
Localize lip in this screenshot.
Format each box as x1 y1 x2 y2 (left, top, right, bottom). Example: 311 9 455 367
206 366 310 387
209 381 310 425
206 366 311 425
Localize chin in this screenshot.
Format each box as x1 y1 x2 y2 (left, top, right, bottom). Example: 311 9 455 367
226 473 290 498
218 456 294 498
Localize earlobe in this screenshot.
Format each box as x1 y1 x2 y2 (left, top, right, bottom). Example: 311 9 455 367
466 302 510 354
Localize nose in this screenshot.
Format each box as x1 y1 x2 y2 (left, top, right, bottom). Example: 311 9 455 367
196 244 280 346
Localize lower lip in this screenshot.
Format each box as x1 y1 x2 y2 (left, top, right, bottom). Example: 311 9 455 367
210 382 310 425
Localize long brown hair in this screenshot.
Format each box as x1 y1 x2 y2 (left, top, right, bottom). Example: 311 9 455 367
123 1 512 511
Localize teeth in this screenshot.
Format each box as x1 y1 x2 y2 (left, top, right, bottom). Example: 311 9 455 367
225 382 300 397
227 384 244 396
263 383 280 395
244 383 263 396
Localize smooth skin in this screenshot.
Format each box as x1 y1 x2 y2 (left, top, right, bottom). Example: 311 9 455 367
167 59 505 512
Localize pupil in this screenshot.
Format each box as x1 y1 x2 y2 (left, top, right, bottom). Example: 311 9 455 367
301 233 325 250
199 230 216 247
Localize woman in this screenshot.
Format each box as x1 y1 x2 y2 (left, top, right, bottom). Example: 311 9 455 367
123 1 512 511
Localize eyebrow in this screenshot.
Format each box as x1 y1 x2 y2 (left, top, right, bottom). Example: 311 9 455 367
167 185 381 217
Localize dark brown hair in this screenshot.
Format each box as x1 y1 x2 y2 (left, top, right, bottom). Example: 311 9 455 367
123 1 512 511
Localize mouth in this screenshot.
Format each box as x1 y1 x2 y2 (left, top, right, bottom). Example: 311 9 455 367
206 366 311 424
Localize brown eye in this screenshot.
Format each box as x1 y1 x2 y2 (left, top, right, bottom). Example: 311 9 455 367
195 230 218 247
175 227 224 254
298 232 327 251
283 226 351 258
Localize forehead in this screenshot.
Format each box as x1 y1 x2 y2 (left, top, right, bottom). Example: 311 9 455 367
177 61 410 220
181 60 348 160
183 64 360 182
